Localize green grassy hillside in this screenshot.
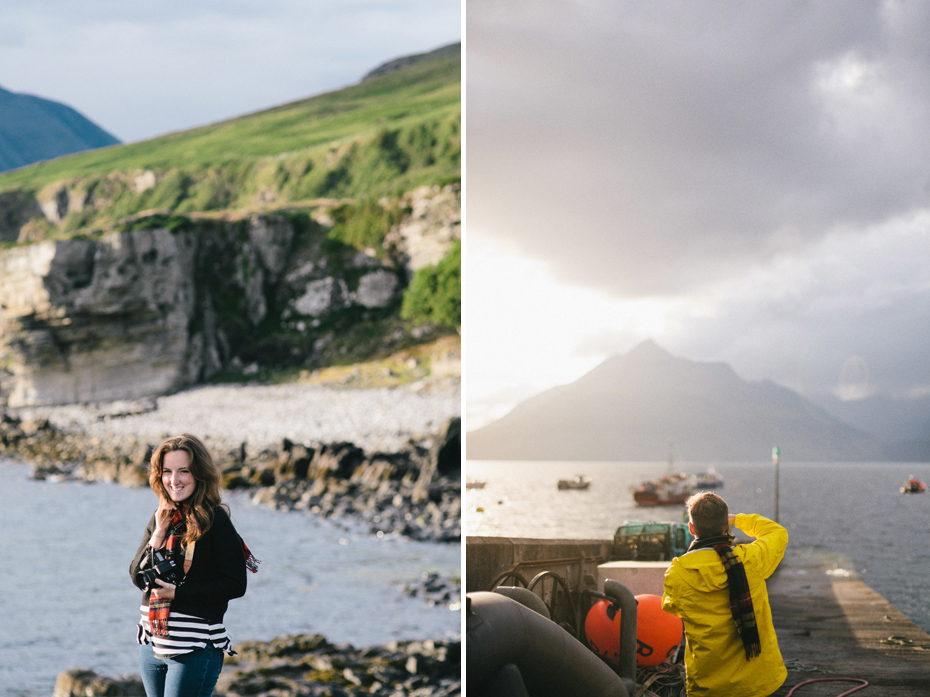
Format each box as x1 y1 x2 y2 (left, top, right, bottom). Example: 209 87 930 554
0 46 460 395
0 46 460 239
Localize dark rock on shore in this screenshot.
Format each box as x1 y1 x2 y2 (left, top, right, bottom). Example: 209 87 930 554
403 572 461 609
52 635 461 697
219 634 460 697
0 412 460 543
53 668 145 696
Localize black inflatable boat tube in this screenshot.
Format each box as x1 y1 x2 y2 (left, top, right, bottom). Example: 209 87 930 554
466 591 630 697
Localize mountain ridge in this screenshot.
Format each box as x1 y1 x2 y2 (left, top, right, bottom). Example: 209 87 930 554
466 341 900 462
0 85 120 173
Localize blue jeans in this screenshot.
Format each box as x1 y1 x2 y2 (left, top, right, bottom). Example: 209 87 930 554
139 643 224 697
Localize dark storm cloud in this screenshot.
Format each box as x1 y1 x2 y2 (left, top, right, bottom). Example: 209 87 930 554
467 0 930 296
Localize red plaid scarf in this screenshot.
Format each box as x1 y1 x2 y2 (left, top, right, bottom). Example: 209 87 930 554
148 505 187 637
243 540 260 574
147 505 260 638
688 534 762 660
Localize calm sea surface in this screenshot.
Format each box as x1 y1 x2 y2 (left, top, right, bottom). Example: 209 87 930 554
0 459 460 697
465 460 930 635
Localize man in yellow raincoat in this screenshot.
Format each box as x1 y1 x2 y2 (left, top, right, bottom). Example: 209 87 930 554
662 492 788 696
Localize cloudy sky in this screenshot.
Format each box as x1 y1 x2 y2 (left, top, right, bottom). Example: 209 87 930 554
466 0 930 428
1 0 461 143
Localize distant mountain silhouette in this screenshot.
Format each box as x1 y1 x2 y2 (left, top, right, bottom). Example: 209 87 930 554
0 86 119 172
466 341 890 462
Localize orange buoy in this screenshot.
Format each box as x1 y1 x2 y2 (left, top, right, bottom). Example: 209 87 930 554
634 594 683 666
584 599 621 663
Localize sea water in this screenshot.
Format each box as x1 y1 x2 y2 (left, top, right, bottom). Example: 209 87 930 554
0 459 460 697
465 460 930 635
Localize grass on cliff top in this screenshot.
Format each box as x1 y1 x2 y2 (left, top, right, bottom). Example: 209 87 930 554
0 52 460 194
301 334 461 389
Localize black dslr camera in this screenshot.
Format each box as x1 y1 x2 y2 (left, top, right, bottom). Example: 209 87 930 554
137 548 179 592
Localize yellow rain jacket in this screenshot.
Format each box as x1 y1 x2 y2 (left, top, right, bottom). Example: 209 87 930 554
662 514 788 697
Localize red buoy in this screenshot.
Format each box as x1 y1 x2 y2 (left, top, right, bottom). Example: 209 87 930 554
634 594 683 666
584 599 621 663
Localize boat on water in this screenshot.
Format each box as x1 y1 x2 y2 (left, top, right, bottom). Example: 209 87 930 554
465 480 487 489
558 475 591 490
901 476 927 494
631 473 693 506
691 467 724 490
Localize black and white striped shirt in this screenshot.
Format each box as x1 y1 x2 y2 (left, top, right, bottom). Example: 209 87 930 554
137 606 235 658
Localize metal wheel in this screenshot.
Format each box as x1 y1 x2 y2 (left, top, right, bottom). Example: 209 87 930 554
487 570 528 590
528 571 578 635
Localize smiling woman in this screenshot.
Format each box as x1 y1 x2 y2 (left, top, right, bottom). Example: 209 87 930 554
130 434 257 697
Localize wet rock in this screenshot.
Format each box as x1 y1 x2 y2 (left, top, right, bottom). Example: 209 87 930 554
402 572 462 609
217 634 461 697
53 668 145 697
416 417 460 487
308 441 366 480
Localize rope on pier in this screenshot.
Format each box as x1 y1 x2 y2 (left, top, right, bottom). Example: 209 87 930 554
635 662 686 697
784 657 831 674
878 634 930 649
785 678 868 696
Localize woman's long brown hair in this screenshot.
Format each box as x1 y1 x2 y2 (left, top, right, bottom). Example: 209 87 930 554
149 434 226 548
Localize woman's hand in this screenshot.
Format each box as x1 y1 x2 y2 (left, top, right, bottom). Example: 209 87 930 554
151 579 176 600
153 500 176 539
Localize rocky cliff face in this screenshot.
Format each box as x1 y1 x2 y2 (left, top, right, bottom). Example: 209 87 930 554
0 185 459 407
0 227 195 405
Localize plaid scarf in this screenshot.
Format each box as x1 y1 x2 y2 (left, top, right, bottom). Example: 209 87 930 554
147 505 261 638
243 539 260 574
688 533 761 660
148 504 187 637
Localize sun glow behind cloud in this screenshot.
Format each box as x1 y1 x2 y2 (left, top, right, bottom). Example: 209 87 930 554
465 229 694 428
466 207 930 429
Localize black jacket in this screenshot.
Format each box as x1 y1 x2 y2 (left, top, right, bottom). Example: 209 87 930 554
130 506 247 624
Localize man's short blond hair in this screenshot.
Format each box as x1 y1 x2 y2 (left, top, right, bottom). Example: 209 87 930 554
687 491 729 538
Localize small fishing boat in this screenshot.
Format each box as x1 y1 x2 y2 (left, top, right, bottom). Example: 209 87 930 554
631 473 694 506
901 476 927 494
558 475 591 490
465 480 487 489
691 467 724 490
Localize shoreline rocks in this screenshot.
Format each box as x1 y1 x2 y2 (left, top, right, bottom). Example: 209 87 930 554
0 402 460 544
53 635 461 697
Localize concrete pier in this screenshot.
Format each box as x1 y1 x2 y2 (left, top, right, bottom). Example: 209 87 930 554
768 552 930 696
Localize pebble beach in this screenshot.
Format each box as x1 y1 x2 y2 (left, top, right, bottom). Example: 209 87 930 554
13 379 461 454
